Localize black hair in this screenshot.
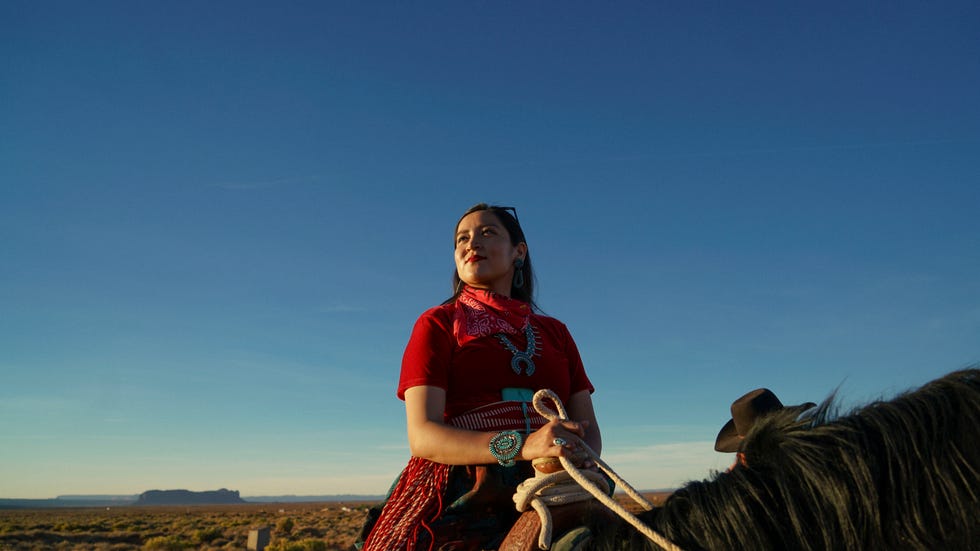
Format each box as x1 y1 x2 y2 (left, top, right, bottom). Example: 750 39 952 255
445 203 536 308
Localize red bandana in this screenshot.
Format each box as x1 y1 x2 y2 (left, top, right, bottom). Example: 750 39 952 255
452 286 531 346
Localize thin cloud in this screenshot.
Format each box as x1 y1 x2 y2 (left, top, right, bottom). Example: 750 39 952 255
212 175 318 190
319 305 369 314
601 441 731 489
0 395 77 413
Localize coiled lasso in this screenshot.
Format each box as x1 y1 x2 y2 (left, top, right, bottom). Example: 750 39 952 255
512 389 683 551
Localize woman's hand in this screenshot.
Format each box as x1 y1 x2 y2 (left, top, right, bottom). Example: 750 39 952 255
522 389 602 470
521 418 591 463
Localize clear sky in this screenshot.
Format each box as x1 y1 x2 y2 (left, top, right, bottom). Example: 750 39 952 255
2 2 978 499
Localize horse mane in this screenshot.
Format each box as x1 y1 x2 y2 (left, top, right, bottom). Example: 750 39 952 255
595 368 980 551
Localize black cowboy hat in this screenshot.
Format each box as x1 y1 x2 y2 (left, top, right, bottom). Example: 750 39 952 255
714 388 816 452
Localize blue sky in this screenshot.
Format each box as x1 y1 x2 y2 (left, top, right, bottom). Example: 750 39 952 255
2 2 978 499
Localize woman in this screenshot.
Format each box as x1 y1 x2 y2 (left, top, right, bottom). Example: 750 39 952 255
359 203 602 551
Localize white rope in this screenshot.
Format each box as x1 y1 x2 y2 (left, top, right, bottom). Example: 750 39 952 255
514 469 611 549
512 389 684 551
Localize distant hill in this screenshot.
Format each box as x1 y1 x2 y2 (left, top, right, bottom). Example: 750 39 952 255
0 490 387 509
0 489 670 509
57 495 139 506
247 494 385 503
136 488 245 506
0 495 139 509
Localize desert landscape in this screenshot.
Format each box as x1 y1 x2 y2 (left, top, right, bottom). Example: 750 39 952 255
0 493 672 550
0 501 373 550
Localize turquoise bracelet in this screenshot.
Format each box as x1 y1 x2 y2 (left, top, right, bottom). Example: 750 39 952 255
489 430 523 467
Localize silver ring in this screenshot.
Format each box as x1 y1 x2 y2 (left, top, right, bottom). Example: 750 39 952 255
553 437 567 447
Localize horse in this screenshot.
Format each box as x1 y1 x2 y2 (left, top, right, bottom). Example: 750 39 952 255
561 368 980 550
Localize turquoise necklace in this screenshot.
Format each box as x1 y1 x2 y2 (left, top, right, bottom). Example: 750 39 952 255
495 323 539 376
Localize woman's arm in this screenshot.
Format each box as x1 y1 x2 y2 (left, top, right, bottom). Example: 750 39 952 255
404 385 593 465
404 385 497 464
566 389 601 455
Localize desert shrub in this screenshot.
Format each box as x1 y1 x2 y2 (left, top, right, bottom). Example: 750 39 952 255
194 527 224 544
292 526 325 539
275 517 295 535
90 544 131 551
266 539 328 551
143 535 188 550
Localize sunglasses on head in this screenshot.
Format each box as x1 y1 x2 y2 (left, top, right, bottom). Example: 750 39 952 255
495 206 520 225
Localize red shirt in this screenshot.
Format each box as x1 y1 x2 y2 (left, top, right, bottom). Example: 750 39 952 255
398 302 594 420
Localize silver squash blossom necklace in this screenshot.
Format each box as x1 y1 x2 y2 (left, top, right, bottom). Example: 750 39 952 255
495 323 540 376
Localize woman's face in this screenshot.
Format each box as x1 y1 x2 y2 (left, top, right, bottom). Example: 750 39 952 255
454 210 527 296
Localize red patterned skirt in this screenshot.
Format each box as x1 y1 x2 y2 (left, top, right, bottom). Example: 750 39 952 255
358 401 548 551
